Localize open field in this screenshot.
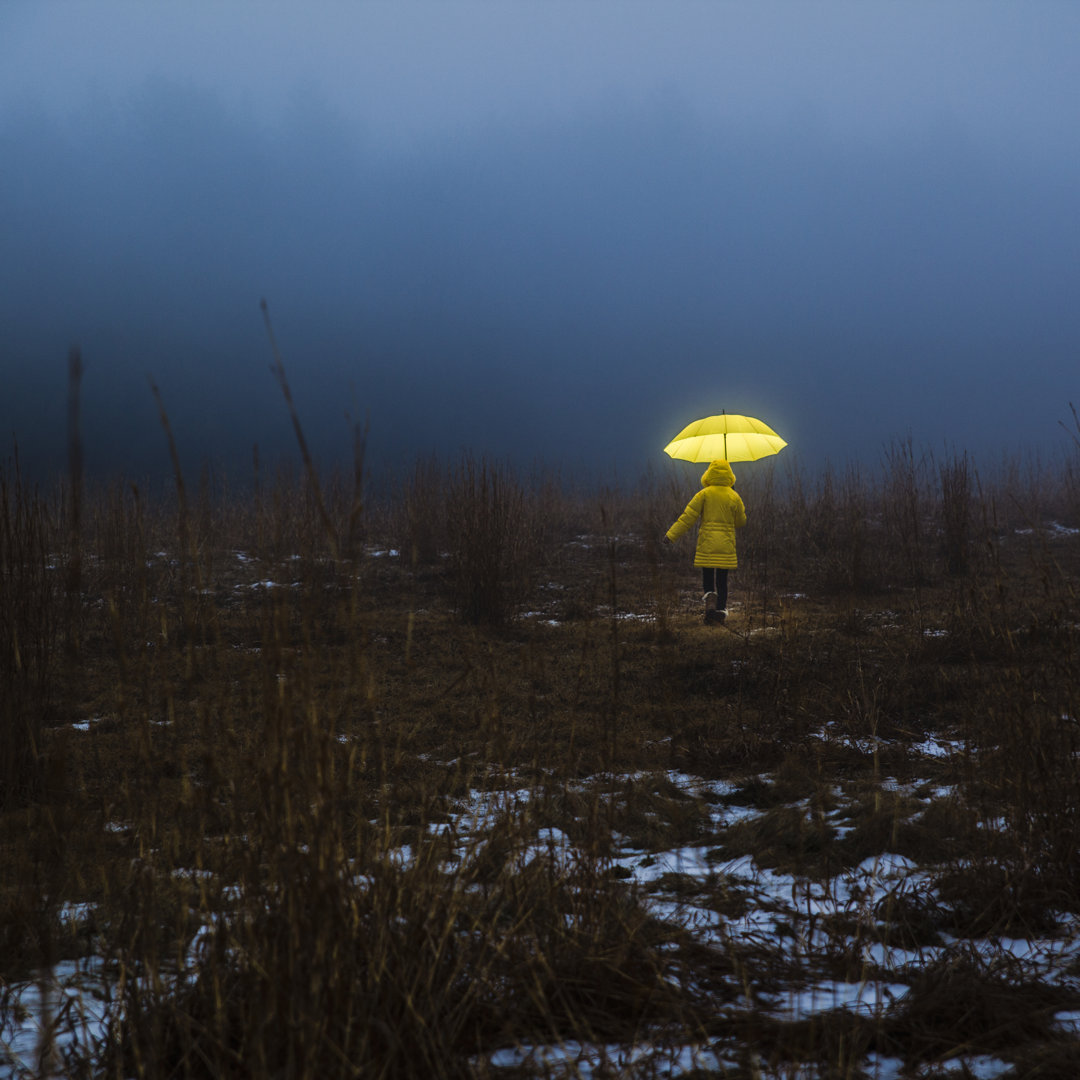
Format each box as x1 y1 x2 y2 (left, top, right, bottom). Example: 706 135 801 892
3 441 1080 1078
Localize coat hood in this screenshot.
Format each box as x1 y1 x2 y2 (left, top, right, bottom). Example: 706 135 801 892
701 459 736 487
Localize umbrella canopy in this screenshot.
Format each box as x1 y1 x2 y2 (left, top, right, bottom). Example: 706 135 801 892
663 413 787 463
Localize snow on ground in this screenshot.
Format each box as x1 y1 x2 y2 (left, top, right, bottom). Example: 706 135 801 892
1 960 109 1076
4 767 1079 1077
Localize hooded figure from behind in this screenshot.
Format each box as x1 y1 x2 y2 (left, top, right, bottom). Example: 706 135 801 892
665 459 746 623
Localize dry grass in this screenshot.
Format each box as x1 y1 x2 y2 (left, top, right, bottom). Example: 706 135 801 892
2 423 1080 1077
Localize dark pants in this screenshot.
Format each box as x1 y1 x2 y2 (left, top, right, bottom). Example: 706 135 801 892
702 568 729 610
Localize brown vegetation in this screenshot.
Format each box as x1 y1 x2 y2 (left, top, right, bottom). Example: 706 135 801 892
2 419 1080 1077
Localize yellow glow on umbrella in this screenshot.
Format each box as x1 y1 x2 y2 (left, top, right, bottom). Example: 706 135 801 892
663 413 787 463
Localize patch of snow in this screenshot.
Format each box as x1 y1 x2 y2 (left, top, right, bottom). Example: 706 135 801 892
862 1053 905 1080
1 960 109 1074
857 852 920 880
58 901 95 924
709 802 763 828
186 922 215 967
933 1056 1011 1078
486 1038 737 1077
863 941 947 973
974 933 1080 974
450 787 534 836
386 845 414 868
617 845 714 884
779 978 909 1019
171 868 215 885
1017 522 1080 538
13 762 1080 1080
912 737 965 757
521 611 561 625
1054 1008 1080 1034
535 827 569 845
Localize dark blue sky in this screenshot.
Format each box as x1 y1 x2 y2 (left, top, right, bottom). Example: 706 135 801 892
2 3 1078 483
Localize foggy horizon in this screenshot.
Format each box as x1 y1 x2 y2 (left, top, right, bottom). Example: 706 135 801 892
3 2 1078 486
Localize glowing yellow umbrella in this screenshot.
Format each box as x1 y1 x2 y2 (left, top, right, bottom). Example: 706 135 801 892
663 413 787 463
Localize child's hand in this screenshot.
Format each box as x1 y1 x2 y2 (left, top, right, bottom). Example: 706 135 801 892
662 535 673 545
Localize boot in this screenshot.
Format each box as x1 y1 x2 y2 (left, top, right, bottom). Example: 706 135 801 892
703 591 719 624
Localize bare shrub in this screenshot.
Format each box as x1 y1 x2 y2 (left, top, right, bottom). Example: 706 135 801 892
939 451 973 576
445 454 551 624
734 462 778 616
789 463 878 594
399 453 446 566
883 437 930 588
1058 402 1080 528
103 812 687 1079
0 467 60 808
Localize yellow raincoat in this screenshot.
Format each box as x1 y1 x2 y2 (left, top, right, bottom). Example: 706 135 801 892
666 460 747 568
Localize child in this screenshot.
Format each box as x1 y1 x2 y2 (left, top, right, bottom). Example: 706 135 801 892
664 459 747 624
